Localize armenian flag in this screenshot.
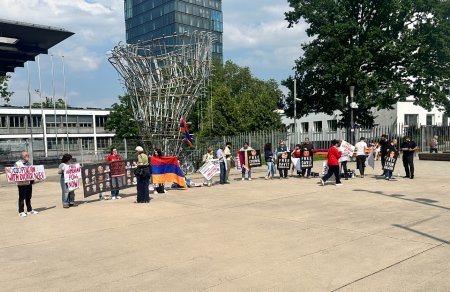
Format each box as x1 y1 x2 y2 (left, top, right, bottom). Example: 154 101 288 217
179 118 193 147
151 156 187 188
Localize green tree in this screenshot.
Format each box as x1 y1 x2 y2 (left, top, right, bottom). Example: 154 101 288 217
0 75 13 103
31 98 69 109
284 0 450 127
104 95 139 140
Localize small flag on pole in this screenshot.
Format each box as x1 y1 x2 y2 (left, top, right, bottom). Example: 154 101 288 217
179 118 193 147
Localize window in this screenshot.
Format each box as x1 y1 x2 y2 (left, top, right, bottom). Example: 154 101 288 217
404 114 418 127
314 121 323 132
95 116 107 127
27 115 42 128
9 116 25 128
45 115 61 128
0 115 7 127
96 138 110 149
78 116 93 128
301 122 309 133
327 120 338 132
426 114 434 126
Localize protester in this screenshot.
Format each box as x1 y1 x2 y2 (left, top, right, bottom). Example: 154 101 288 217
384 139 398 180
217 145 227 184
240 142 253 181
134 146 151 203
106 148 123 200
338 140 351 180
224 142 232 183
15 151 39 217
276 141 289 179
202 147 214 186
152 149 166 194
290 144 301 177
401 136 418 179
355 137 368 178
264 143 275 180
430 136 438 153
379 134 390 174
301 137 314 178
58 154 76 208
320 139 342 186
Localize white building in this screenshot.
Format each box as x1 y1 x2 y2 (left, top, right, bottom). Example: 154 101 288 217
0 106 114 156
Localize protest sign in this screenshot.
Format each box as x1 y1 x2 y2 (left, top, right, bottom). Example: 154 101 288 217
64 163 82 191
300 156 313 168
235 156 241 170
247 150 262 167
5 165 46 183
199 159 220 180
110 160 126 177
277 152 291 169
291 157 301 171
340 140 355 158
383 157 396 171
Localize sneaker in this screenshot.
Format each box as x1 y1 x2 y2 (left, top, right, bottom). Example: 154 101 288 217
410 175 414 179
28 210 39 215
385 177 390 180
153 191 158 195
164 189 168 193
112 197 117 200
241 178 245 181
360 175 364 178
19 212 27 217
336 183 343 186
248 178 252 181
320 179 325 186
402 176 409 178
116 196 122 199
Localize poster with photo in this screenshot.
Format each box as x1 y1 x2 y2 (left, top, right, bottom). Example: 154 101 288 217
277 152 291 169
246 150 262 167
300 147 313 168
81 159 137 198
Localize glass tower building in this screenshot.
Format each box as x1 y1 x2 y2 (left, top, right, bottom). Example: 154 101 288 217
124 0 223 59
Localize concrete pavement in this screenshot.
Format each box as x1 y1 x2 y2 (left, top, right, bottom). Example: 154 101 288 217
0 159 448 291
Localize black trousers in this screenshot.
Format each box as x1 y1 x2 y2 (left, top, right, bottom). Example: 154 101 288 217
322 165 341 183
18 184 33 213
341 161 350 178
136 175 150 203
430 147 438 153
301 167 312 177
219 161 226 183
381 153 386 170
403 155 414 177
356 155 366 175
279 168 288 178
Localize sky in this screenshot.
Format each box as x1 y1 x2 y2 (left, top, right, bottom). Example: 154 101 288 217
0 0 308 108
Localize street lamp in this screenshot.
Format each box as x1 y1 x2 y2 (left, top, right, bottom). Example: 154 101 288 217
349 86 356 145
293 79 302 145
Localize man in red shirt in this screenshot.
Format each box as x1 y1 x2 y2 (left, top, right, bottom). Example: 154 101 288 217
106 148 123 199
321 139 342 186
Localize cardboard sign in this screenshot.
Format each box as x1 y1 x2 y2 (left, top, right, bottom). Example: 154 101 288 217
247 150 262 167
384 157 396 171
277 152 291 169
5 165 46 183
340 140 355 157
199 159 220 180
110 160 126 177
300 156 313 168
291 157 301 171
64 163 82 191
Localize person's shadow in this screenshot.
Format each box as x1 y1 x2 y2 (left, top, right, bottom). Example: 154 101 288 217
34 206 56 213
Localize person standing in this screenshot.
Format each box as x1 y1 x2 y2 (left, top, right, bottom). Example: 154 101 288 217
264 143 275 180
430 136 438 153
355 137 368 178
58 154 76 208
217 145 227 184
379 134 390 174
202 147 214 186
15 151 39 217
224 142 232 183
301 137 314 178
384 139 399 180
401 136 418 179
276 141 289 179
134 146 150 203
320 139 342 186
290 144 301 177
106 148 123 200
152 149 166 194
240 142 253 181
338 140 351 180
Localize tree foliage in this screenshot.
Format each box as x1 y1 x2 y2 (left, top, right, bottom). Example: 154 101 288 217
283 0 450 127
31 98 69 109
104 95 139 140
0 75 13 103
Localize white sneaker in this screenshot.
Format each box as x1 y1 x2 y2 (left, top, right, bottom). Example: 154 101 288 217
164 190 168 193
112 197 117 200
320 179 325 186
241 178 245 181
248 178 252 181
153 191 158 195
19 212 27 217
336 183 343 186
116 196 122 199
28 210 39 215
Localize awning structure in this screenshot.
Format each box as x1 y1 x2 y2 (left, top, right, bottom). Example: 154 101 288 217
0 19 74 76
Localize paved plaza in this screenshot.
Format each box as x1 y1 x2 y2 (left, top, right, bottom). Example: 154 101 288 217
0 159 449 291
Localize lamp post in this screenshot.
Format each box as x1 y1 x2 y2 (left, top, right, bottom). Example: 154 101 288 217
293 79 302 145
349 86 355 145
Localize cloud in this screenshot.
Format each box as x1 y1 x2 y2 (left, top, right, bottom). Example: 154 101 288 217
58 47 102 72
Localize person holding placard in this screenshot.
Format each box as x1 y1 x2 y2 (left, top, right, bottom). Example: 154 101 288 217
240 142 253 181
384 139 398 180
379 134 390 175
301 138 314 178
264 143 275 180
106 148 123 199
15 151 39 217
290 144 301 177
202 147 214 186
217 145 227 185
339 140 351 180
58 154 76 208
355 137 368 178
276 141 289 179
224 142 233 183
320 140 342 186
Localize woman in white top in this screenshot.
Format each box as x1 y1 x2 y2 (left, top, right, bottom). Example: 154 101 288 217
355 137 368 178
338 140 352 180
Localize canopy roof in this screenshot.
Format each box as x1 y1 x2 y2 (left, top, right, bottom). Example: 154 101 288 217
0 19 74 76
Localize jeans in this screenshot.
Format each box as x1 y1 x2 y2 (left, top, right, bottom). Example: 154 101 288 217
266 161 275 177
301 167 312 177
384 170 393 179
356 155 366 175
111 177 120 198
341 161 349 178
322 165 341 184
60 175 75 206
219 161 226 183
242 168 251 179
18 184 32 213
403 155 414 177
225 159 231 181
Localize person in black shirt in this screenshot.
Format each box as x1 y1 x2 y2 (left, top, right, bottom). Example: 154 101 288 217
400 136 418 179
378 134 390 175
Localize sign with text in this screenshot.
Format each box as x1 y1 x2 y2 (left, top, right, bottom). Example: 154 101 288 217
277 152 291 169
340 140 355 158
247 150 262 167
64 163 82 191
383 157 396 171
5 165 46 183
199 159 220 181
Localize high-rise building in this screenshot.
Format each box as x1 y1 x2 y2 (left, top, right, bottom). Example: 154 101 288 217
124 0 223 60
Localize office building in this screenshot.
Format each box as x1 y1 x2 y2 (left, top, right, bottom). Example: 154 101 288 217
124 0 223 59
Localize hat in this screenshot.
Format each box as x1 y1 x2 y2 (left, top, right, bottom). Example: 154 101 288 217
135 146 144 152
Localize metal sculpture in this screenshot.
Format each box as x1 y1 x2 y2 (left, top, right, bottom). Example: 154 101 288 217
109 31 214 154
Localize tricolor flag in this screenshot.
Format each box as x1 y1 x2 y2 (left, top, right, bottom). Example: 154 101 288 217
179 118 193 147
151 156 187 188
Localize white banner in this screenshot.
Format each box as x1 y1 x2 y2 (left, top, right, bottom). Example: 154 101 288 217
199 159 220 181
367 151 375 169
5 165 46 183
291 158 301 171
64 163 82 191
340 140 355 158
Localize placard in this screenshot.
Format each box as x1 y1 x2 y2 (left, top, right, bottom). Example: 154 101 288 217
247 150 262 167
277 152 291 169
64 163 82 191
199 159 220 180
301 147 314 168
383 157 396 171
291 157 301 171
340 140 355 157
5 165 46 183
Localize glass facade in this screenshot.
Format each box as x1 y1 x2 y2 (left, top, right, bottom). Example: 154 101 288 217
124 0 223 60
